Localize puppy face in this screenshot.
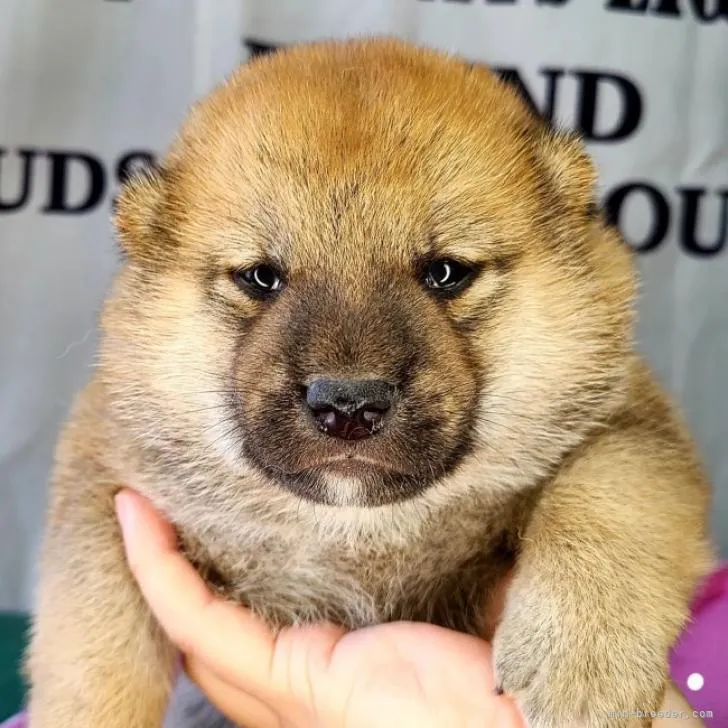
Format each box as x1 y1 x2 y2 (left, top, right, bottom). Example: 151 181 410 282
105 39 636 508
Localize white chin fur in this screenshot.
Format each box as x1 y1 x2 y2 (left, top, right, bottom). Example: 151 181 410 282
321 473 364 506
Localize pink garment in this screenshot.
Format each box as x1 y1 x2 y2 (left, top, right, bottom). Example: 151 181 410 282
0 715 24 728
669 563 728 726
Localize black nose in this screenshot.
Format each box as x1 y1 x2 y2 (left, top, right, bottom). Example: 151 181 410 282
305 378 395 440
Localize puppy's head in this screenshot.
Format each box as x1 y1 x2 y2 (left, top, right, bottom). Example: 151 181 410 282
105 38 636 508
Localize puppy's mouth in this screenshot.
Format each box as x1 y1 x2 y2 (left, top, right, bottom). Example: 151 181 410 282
302 453 405 477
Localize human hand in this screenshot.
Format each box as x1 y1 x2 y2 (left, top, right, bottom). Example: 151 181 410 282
115 490 705 728
115 489 523 728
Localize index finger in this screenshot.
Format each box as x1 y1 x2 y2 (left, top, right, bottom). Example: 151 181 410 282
115 489 277 699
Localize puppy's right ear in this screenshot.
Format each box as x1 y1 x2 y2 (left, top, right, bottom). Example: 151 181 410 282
113 169 168 264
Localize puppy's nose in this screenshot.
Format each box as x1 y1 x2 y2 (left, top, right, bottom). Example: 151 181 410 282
305 378 395 440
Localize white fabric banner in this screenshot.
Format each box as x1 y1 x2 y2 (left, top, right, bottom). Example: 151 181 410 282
1 0 726 611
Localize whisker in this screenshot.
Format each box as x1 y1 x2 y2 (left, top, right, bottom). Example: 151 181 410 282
200 416 241 442
206 422 243 454
175 403 235 417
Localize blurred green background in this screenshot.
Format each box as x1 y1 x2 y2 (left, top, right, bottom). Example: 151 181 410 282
0 613 29 721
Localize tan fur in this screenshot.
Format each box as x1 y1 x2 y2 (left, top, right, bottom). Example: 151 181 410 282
26 38 713 728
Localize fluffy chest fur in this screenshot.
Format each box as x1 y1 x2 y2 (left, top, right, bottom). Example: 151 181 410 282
179 504 519 634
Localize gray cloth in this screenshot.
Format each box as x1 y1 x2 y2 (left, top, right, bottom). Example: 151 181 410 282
164 673 238 728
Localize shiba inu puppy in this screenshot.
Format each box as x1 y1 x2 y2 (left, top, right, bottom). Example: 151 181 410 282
26 38 713 728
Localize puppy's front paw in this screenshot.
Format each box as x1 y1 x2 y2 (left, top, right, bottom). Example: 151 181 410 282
492 576 666 728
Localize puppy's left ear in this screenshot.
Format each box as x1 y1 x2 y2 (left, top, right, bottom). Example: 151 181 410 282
538 128 598 216
113 168 168 264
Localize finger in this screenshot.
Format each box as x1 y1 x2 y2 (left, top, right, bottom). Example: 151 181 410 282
184 655 282 728
495 693 529 728
115 489 279 699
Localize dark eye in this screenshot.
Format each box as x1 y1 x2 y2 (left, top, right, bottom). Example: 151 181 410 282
232 264 284 297
423 259 475 294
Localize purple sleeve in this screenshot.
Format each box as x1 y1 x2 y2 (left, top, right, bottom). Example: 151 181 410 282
0 712 26 728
